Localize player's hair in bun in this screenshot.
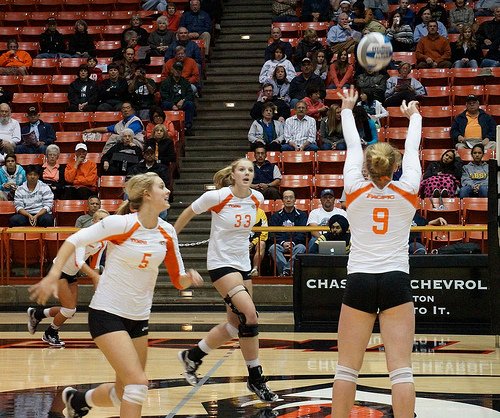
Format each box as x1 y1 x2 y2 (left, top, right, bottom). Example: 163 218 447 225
365 142 401 182
116 172 160 215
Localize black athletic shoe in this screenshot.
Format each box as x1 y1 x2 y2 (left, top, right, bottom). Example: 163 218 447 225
62 387 91 418
247 377 279 402
42 329 65 347
178 350 202 386
27 307 41 334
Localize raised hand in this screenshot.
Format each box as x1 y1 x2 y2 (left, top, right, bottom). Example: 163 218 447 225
337 86 358 111
400 100 420 119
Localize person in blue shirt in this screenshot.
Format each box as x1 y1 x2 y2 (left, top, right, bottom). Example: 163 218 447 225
180 0 212 58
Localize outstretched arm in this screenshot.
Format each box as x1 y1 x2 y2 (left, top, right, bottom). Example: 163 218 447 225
174 205 197 234
400 100 422 191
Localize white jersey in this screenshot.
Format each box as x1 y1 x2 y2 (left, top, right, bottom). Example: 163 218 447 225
191 187 263 271
307 207 348 232
55 241 107 277
66 213 185 320
342 109 422 274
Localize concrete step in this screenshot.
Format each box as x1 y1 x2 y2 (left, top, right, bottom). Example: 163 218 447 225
221 23 271 33
197 100 255 111
195 109 251 119
223 12 271 20
198 91 256 100
183 148 246 158
208 57 265 67
205 65 261 75
216 34 269 44
212 49 266 59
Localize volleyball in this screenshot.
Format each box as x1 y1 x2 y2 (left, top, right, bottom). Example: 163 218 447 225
356 32 393 71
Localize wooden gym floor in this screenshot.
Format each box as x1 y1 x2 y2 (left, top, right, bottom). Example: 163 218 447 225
0 311 499 417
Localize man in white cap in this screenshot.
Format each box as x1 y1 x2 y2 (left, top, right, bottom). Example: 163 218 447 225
64 143 98 199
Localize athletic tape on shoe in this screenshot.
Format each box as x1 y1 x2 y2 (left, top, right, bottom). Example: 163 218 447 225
122 384 148 405
389 367 414 385
333 364 359 383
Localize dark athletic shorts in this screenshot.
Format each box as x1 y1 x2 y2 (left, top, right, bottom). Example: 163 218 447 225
208 267 251 283
60 272 77 284
88 308 149 339
342 271 413 313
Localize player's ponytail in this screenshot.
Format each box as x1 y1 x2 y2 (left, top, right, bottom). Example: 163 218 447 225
213 166 232 189
365 142 401 183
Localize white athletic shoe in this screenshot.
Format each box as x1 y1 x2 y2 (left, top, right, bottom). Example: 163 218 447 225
27 307 41 335
178 350 202 386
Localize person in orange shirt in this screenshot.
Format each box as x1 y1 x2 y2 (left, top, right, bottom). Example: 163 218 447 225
162 46 200 93
303 85 329 121
145 106 177 141
0 39 32 75
64 143 98 199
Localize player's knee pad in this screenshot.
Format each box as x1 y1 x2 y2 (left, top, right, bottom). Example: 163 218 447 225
109 385 121 407
223 284 250 324
122 384 148 405
225 322 239 338
389 367 414 385
333 364 359 384
238 323 259 338
60 307 76 319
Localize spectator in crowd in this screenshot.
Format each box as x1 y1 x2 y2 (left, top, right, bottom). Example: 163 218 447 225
295 29 325 69
86 56 103 84
272 0 299 22
0 87 13 105
249 207 269 277
268 190 307 276
37 18 71 59
474 0 497 16
0 103 21 161
101 128 142 176
114 47 139 82
358 90 388 129
327 13 361 55
265 65 292 104
164 27 203 67
449 0 475 33
353 106 378 145
414 8 448 42
0 39 32 75
67 20 96 58
121 15 150 47
356 67 388 103
145 106 176 140
384 62 426 107
41 144 66 199
259 47 296 84
17 107 56 154
265 27 294 62
84 102 145 153
415 20 452 68
10 165 54 227
128 67 157 121
391 0 416 28
349 1 368 32
251 83 290 122
282 101 319 151
201 0 223 33
144 124 177 168
180 0 212 58
166 3 182 32
142 0 167 11
307 189 347 252
326 48 354 89
312 50 328 80
386 11 415 52
97 63 129 111
332 0 352 24
162 46 201 93
67 65 99 112
476 6 500 50
451 25 482 68
248 103 284 151
320 104 345 150
64 143 98 200
303 85 329 121
362 8 387 34
420 149 462 198
417 0 448 27
310 213 351 254
481 38 499 68
251 145 282 200
459 143 489 197
301 0 332 22
365 0 389 21
148 15 176 57
409 214 447 254
75 196 101 228
289 57 326 107
451 94 496 150
160 62 196 136
0 154 26 201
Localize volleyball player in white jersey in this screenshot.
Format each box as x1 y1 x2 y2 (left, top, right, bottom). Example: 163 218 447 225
175 158 278 402
331 88 422 418
27 209 110 347
29 173 203 418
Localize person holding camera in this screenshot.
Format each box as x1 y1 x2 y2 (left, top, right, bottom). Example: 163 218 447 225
128 67 157 120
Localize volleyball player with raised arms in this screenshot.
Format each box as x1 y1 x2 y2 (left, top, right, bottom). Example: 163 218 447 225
332 88 422 418
29 173 203 418
175 158 278 402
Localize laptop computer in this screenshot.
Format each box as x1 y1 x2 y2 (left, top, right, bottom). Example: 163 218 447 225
317 240 347 255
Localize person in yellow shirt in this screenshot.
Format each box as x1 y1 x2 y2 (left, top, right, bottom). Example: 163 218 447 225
249 207 268 276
